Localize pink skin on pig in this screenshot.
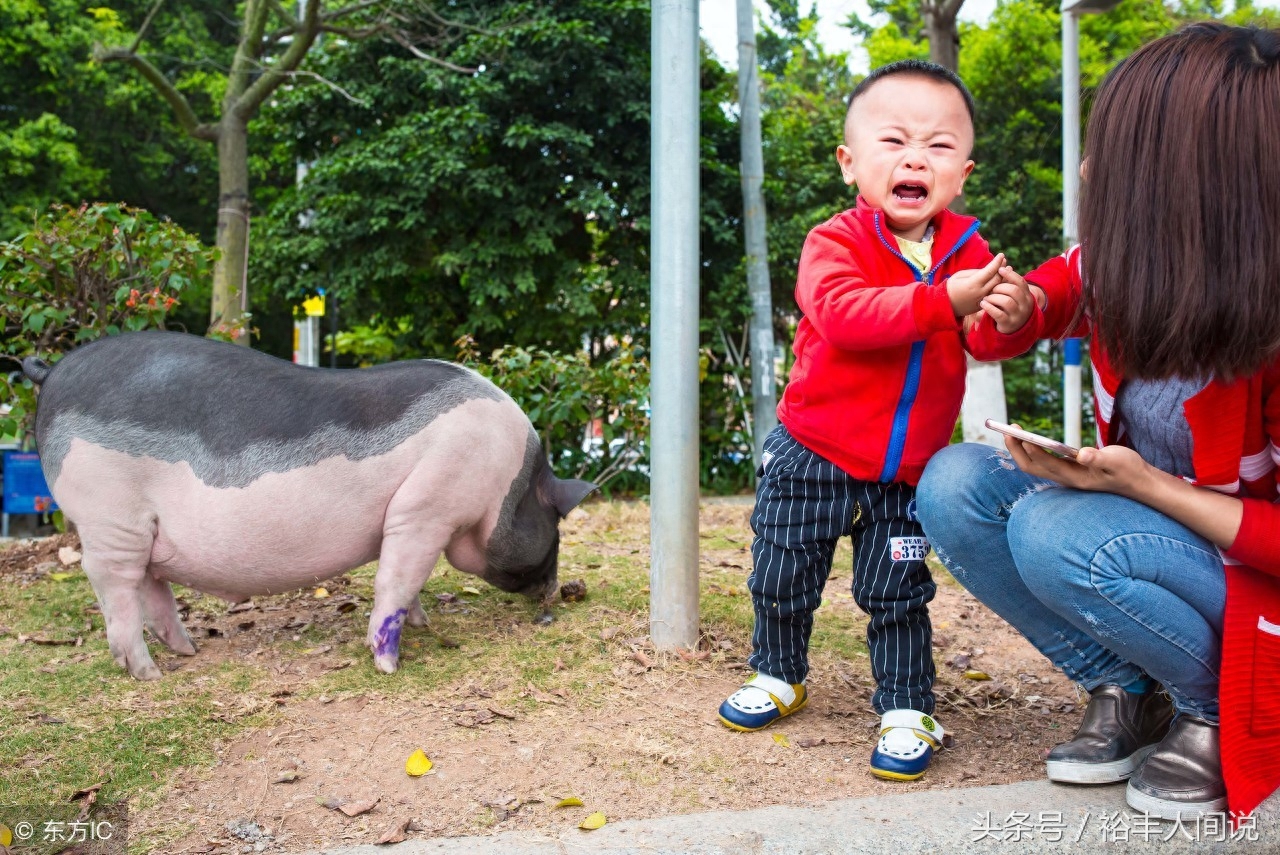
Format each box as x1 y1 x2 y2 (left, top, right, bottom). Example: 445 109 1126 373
51 397 530 679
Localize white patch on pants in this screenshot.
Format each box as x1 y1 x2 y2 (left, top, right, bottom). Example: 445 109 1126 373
888 536 929 562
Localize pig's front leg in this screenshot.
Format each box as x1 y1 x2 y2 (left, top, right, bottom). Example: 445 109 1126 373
367 530 446 673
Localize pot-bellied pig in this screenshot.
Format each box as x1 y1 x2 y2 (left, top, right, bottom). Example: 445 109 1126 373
22 331 596 679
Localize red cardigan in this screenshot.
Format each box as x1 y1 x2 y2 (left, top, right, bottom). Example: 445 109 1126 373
777 197 1043 485
1028 246 1280 816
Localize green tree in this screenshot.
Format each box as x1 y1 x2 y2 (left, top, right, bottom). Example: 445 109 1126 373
250 0 659 357
91 0 467 342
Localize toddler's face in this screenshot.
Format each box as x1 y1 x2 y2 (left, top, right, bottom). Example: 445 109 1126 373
836 75 975 243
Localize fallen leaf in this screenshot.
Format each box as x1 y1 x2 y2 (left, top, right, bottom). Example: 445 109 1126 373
579 812 607 830
796 737 827 748
553 658 566 672
405 749 433 776
0 823 11 847
676 648 710 662
632 650 654 669
337 797 380 817
963 670 991 681
554 797 584 808
436 593 457 604
525 683 564 705
376 818 410 844
600 627 621 641
227 600 255 614
313 587 330 599
69 782 103 801
772 733 791 748
48 572 76 582
488 706 516 719
58 547 82 566
461 586 481 596
272 770 301 784
336 600 358 613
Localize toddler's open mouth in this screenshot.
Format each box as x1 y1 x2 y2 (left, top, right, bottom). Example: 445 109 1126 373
893 182 928 202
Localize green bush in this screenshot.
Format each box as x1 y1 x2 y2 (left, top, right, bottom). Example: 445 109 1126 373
457 337 649 493
0 203 217 444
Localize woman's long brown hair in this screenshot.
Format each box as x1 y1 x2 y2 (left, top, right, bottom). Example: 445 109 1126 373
1079 22 1280 380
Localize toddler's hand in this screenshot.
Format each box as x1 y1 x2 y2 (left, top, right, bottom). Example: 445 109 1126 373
947 254 1003 317
980 264 1035 333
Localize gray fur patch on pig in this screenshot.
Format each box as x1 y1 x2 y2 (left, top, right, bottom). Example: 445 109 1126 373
35 332 506 488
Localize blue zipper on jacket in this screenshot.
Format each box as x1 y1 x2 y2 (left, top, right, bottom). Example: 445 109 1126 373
873 212 981 482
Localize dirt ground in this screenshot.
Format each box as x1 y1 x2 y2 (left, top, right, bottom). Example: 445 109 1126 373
0 504 1084 853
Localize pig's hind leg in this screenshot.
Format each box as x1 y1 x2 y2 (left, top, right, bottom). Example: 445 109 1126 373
78 525 163 680
140 575 198 656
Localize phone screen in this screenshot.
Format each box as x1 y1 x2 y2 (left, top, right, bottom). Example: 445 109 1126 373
984 419 1080 459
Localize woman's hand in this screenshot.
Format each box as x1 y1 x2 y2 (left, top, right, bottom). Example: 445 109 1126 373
1003 434 1155 500
1001 428 1243 549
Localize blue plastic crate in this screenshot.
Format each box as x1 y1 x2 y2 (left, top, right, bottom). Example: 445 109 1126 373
2 451 57 515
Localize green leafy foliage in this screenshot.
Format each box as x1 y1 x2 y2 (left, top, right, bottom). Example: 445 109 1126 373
0 0 221 243
457 336 650 492
0 202 217 443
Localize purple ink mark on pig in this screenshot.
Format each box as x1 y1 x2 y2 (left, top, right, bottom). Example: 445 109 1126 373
373 608 409 658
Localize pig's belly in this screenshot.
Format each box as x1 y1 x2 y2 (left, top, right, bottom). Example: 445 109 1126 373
53 441 416 598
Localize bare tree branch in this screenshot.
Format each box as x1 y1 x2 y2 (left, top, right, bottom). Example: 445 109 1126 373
233 0 323 120
128 0 168 54
320 0 389 24
287 68 370 106
384 29 478 74
94 46 219 141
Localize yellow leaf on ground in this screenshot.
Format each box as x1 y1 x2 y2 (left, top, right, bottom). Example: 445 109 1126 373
313 587 330 598
579 812 607 830
772 733 791 748
48 573 75 582
405 749 433 776
554 797 584 808
0 823 11 847
462 586 481 596
963 670 991 681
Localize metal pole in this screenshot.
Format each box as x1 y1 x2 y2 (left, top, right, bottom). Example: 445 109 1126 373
649 0 700 650
736 0 776 469
1061 7 1083 448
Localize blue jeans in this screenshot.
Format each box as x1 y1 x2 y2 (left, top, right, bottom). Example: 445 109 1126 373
915 443 1225 722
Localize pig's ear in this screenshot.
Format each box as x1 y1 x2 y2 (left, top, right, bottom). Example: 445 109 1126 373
547 477 598 518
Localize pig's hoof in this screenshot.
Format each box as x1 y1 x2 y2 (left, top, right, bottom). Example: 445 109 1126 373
534 609 556 626
373 654 400 674
171 632 198 656
132 662 163 680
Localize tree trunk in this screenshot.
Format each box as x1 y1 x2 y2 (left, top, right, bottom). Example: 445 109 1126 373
922 2 960 71
920 0 1006 444
211 115 250 341
736 0 777 469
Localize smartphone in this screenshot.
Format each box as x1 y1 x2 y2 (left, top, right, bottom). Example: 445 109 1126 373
984 419 1080 459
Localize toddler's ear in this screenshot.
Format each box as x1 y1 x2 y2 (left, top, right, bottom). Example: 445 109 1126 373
835 144 857 187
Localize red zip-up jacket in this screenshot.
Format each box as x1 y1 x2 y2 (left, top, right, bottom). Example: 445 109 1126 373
1029 246 1280 817
776 197 1044 485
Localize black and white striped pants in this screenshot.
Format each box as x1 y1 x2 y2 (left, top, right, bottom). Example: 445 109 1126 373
747 424 937 714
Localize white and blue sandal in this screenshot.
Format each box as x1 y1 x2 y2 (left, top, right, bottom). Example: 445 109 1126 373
870 709 945 781
718 673 808 732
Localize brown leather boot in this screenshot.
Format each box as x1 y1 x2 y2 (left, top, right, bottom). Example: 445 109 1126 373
1126 716 1226 818
1045 684 1173 784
